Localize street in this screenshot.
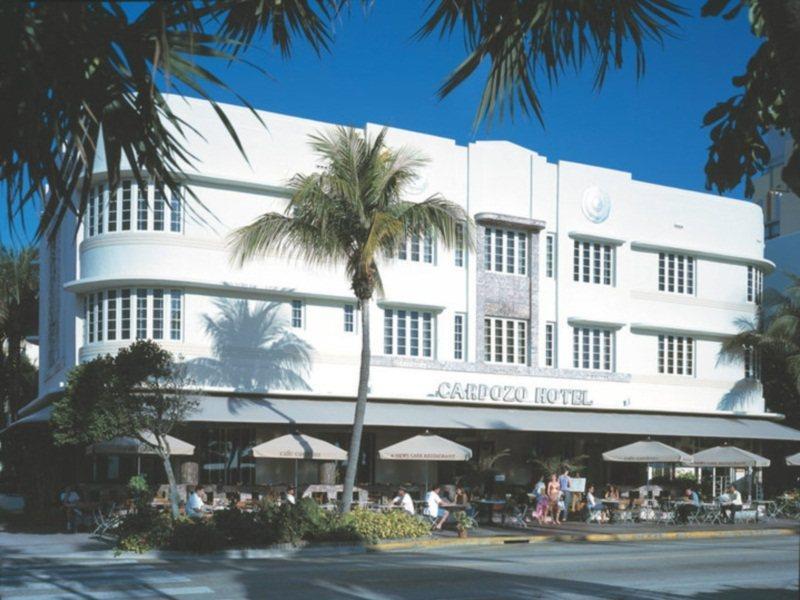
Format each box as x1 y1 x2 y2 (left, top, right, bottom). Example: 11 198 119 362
1 535 798 599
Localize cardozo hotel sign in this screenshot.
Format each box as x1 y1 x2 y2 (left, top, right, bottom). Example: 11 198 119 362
434 381 592 407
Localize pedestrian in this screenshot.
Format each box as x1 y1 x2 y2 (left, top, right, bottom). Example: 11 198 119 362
558 467 572 522
59 485 82 533
546 473 561 525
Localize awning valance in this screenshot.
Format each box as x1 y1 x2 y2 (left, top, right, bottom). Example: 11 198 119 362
185 397 800 441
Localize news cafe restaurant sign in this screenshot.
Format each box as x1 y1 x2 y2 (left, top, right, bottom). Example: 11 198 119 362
434 381 592 407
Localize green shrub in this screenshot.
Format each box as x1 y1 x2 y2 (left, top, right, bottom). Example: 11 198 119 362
343 510 431 544
114 509 173 553
127 474 153 511
213 508 275 547
169 519 226 554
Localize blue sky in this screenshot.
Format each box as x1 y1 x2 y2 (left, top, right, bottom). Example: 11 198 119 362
2 2 759 247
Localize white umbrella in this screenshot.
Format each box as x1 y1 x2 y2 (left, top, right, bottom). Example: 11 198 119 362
689 446 771 500
786 452 800 467
85 432 195 475
378 432 472 492
251 433 347 489
602 440 692 464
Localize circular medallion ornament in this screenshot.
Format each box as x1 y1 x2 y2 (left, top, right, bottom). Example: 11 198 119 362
581 186 611 223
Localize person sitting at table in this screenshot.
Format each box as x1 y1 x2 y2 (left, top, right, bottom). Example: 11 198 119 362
722 485 742 523
425 484 450 530
453 485 475 518
390 486 415 515
546 473 561 525
59 485 82 533
187 485 208 519
677 487 701 523
604 485 620 501
585 485 606 523
284 486 297 505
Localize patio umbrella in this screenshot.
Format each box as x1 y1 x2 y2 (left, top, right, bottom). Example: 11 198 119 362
85 432 195 475
786 452 800 467
378 431 472 492
250 433 347 489
602 440 692 464
689 446 770 500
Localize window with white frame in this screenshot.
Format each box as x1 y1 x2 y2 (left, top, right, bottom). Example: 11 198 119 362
545 233 555 278
291 300 304 328
545 322 556 367
396 232 435 264
455 223 465 267
572 240 613 285
658 253 695 294
383 308 433 357
84 179 183 238
454 313 466 360
483 317 527 365
344 304 355 333
84 288 182 345
657 335 694 375
747 266 763 304
572 327 614 371
744 346 760 380
483 228 527 275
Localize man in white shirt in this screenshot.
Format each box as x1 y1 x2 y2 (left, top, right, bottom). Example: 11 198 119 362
722 485 743 523
284 486 297 505
187 485 207 519
425 484 450 530
390 487 415 515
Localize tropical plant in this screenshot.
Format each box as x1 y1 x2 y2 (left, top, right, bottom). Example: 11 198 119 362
51 340 198 519
187 298 311 392
0 245 39 422
720 275 800 428
528 452 589 480
229 126 472 512
1 1 338 239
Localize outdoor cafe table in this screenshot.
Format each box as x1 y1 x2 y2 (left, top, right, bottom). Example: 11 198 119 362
475 499 506 525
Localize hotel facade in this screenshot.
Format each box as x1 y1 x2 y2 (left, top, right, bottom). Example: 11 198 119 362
24 97 800 489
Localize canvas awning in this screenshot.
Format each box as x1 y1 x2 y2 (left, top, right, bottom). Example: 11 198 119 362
85 433 195 456
689 445 770 468
786 452 800 466
602 440 692 463
185 396 800 441
251 433 347 461
379 433 472 461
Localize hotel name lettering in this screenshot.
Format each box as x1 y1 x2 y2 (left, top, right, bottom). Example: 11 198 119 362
435 382 592 407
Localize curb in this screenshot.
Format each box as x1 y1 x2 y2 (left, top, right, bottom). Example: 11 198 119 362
370 527 799 552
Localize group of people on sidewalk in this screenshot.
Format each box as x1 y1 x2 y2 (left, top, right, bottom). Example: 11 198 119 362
390 483 473 530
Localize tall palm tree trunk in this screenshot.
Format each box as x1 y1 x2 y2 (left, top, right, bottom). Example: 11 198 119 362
342 300 370 513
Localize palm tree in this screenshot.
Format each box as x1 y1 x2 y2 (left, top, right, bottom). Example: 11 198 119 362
720 276 800 426
0 246 39 422
229 127 473 511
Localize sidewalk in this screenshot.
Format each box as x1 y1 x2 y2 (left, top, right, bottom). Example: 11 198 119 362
1 519 796 562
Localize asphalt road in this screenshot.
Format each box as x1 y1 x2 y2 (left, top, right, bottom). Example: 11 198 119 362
1 536 798 599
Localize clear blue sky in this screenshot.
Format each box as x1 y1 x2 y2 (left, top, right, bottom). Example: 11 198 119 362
1 2 759 247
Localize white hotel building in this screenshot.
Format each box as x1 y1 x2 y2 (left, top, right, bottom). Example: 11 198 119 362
25 96 800 488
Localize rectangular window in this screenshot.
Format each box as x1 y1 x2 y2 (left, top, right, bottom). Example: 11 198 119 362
121 289 131 340
658 335 694 376
573 240 614 286
107 290 117 341
484 227 526 275
87 187 95 238
152 290 163 340
572 327 614 371
744 346 760 380
121 180 131 230
454 313 465 360
108 184 118 232
658 253 695 294
410 235 420 262
455 224 465 267
383 308 433 358
291 300 303 328
545 322 555 367
153 185 165 231
136 289 147 339
96 291 104 342
170 188 182 232
344 304 355 333
170 290 182 341
395 233 434 264
87 294 96 343
546 233 555 278
747 266 763 304
423 233 433 264
483 317 527 365
97 185 105 235
137 182 148 231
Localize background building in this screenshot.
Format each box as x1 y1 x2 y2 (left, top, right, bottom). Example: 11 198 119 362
21 96 800 491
